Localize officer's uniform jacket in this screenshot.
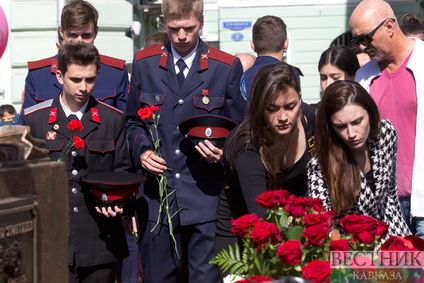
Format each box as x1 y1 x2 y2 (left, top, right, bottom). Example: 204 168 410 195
21 54 129 116
23 95 132 267
126 39 246 226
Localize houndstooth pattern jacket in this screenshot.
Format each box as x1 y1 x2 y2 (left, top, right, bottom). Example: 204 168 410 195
307 119 410 242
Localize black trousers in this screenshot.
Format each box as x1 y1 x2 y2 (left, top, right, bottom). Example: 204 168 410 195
69 262 116 283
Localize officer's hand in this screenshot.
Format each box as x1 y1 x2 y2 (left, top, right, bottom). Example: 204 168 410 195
95 206 123 217
122 216 137 235
140 150 167 176
195 140 223 163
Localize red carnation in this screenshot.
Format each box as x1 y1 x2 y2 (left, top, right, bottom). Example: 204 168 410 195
250 220 282 246
302 259 330 283
330 239 350 251
231 214 259 238
150 105 161 112
67 120 83 131
256 190 290 209
277 240 302 266
302 224 330 246
73 136 84 149
284 196 308 218
235 275 274 283
138 107 153 120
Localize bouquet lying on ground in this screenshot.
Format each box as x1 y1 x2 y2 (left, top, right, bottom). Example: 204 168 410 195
212 190 390 283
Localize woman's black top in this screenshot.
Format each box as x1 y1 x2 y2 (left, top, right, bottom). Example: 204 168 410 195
215 102 316 237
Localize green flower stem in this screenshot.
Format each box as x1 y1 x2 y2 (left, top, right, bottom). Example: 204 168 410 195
146 111 180 258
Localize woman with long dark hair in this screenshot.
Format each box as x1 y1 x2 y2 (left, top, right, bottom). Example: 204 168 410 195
318 45 360 92
215 62 316 275
307 80 410 239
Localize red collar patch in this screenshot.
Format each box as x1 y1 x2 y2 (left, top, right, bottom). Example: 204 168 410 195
200 53 208 70
159 51 168 68
49 107 57 124
51 58 58 73
91 108 100 123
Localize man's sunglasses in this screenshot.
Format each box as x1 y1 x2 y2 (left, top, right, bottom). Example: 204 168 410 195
350 18 396 47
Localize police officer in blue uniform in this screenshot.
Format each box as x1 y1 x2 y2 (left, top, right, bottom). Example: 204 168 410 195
23 42 132 283
0 104 18 125
126 0 246 282
18 0 128 125
240 16 302 101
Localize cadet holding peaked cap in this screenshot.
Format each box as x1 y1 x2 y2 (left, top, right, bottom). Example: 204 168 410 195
81 172 146 209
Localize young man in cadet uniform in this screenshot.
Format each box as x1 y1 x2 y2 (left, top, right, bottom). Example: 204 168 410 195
19 0 128 124
125 0 246 282
23 42 132 282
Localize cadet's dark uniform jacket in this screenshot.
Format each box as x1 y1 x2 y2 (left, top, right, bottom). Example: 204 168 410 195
126 39 247 226
23 95 131 267
20 54 129 118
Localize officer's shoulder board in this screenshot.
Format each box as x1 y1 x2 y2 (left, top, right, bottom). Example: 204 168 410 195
24 99 54 115
100 55 126 70
207 47 236 66
96 100 123 114
27 56 55 70
136 44 165 62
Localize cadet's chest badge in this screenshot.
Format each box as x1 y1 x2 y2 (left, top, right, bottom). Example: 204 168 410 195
47 131 56 140
202 89 209 105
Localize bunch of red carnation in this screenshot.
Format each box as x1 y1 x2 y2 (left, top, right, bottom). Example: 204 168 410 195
215 190 392 283
57 120 84 162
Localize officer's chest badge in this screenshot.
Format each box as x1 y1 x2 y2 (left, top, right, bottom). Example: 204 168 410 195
155 95 161 103
46 131 56 140
53 124 59 130
202 89 209 105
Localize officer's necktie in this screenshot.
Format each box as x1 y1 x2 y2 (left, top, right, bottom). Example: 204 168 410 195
176 59 187 88
68 114 79 121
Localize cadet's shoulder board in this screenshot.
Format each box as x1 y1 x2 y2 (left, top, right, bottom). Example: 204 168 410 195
207 47 236 67
28 56 55 70
293 66 304 77
24 99 54 115
100 55 126 70
96 100 123 114
136 44 166 62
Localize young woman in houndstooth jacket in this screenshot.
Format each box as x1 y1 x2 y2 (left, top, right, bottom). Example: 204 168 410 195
307 80 410 241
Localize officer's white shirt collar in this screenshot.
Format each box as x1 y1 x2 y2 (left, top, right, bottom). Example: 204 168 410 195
59 92 89 121
171 38 199 78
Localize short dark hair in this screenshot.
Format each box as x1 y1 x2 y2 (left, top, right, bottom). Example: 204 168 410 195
0 104 16 118
61 0 98 32
318 45 360 77
401 13 424 40
144 31 169 48
252 16 287 55
57 42 100 75
162 0 203 21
